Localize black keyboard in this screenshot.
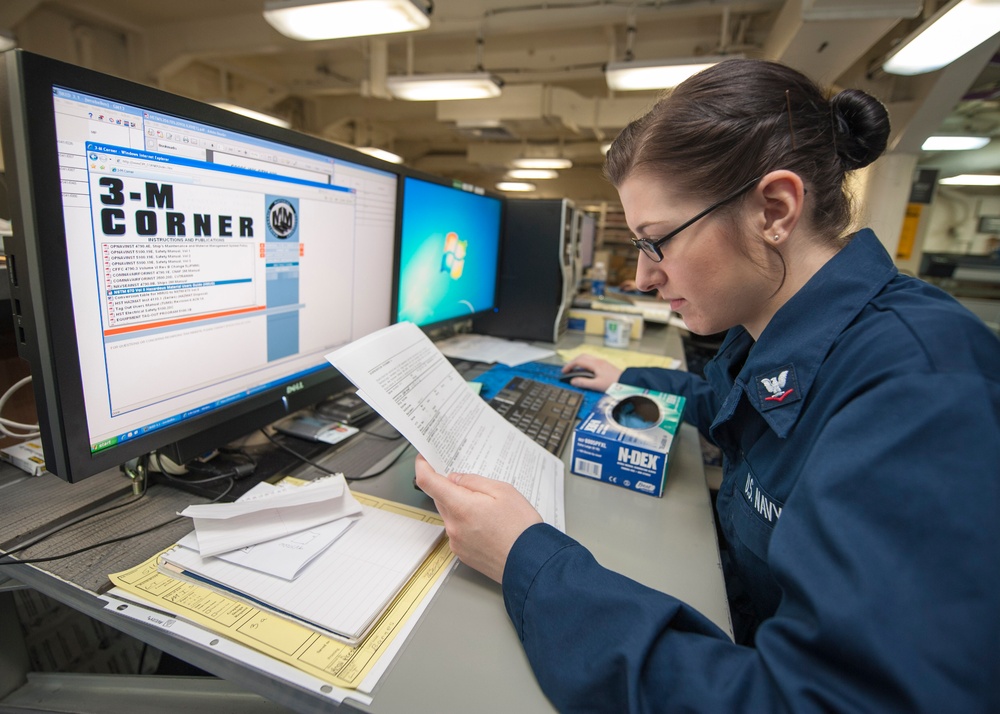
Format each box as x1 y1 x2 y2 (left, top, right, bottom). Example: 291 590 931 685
488 377 583 456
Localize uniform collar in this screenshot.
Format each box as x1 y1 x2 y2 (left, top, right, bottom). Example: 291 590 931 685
710 229 898 438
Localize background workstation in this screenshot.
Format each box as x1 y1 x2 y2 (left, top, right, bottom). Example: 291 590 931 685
3 1 1000 710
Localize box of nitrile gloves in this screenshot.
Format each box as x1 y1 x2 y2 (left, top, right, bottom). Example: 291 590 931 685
570 383 685 497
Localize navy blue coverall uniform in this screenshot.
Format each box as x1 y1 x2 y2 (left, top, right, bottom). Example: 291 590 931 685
502 229 1000 713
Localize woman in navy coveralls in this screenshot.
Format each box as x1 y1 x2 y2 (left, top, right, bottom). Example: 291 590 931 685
416 59 1000 713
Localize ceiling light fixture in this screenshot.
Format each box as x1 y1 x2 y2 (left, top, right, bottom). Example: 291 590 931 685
921 135 991 151
211 102 291 129
386 72 503 101
882 0 1000 75
939 173 1000 185
263 0 431 41
506 169 558 180
509 157 572 170
356 146 404 164
496 181 537 192
605 56 733 91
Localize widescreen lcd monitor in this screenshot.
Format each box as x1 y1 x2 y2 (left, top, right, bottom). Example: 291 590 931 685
0 50 399 482
395 175 503 329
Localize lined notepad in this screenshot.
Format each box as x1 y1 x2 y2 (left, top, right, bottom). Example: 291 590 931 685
159 505 445 645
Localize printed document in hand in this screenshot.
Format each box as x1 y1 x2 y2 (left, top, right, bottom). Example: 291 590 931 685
326 321 565 530
179 475 362 557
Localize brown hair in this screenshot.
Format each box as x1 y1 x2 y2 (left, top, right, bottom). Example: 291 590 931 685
604 58 890 244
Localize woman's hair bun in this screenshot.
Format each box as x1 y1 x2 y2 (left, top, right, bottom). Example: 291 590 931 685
830 89 890 171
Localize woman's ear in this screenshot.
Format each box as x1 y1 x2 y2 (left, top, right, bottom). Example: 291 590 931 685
757 170 804 243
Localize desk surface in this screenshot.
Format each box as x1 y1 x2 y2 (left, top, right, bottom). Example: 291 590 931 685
1 323 730 713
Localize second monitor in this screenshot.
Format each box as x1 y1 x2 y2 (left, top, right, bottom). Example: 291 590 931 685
394 175 503 330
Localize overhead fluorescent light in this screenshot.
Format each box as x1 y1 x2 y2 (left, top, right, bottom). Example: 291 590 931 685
921 135 991 151
496 181 537 192
263 0 430 41
605 56 733 91
356 146 404 164
506 169 558 180
882 0 1000 75
386 73 503 101
939 173 1000 185
509 157 572 170
211 102 291 129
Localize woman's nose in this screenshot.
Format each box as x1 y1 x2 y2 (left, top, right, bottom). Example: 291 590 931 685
634 253 662 293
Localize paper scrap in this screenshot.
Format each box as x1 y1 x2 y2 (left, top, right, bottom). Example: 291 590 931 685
180 474 361 557
557 345 683 372
435 332 556 367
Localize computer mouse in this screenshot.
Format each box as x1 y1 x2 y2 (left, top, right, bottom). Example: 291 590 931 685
558 368 596 382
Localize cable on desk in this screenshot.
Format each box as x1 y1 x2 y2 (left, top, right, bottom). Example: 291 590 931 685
0 461 235 567
259 428 339 476
151 450 256 485
0 457 152 559
259 428 411 481
0 375 41 439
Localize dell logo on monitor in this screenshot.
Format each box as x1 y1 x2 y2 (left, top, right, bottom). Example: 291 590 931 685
286 381 305 394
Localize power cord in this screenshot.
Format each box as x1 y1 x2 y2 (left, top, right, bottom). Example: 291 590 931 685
151 450 256 485
0 453 235 567
1 461 151 560
259 428 339 477
0 375 40 439
259 428 410 481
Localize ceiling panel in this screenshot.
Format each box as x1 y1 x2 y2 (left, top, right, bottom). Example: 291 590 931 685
2 0 998 202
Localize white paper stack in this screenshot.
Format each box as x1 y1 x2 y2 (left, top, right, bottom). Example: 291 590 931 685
162 475 445 644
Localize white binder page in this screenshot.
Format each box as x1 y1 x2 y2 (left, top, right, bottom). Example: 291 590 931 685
326 322 564 529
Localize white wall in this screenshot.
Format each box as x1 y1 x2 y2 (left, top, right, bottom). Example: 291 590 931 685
920 188 1000 255
854 152 918 258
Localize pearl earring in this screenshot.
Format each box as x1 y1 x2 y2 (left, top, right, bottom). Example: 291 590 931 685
773 234 781 241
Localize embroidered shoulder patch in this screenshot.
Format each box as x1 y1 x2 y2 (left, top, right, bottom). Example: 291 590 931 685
755 364 801 411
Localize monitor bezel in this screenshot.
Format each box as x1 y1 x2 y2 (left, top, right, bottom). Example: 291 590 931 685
0 49 401 483
391 167 506 333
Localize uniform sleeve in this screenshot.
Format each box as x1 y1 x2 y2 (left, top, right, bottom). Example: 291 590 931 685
502 523 758 713
759 372 1000 712
619 367 720 437
502 372 1000 713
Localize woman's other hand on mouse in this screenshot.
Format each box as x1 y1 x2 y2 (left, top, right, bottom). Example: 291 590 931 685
561 355 622 391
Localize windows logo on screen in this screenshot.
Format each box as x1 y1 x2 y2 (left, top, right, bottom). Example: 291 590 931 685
440 232 467 279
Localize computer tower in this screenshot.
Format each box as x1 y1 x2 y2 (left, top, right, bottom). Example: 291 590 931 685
473 198 578 343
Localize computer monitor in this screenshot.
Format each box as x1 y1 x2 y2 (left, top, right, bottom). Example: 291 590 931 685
0 50 399 483
393 174 503 330
578 211 596 270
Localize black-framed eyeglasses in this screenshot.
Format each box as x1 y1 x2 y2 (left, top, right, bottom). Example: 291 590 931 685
631 175 763 263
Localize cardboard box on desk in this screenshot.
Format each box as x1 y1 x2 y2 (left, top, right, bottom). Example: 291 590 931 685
570 383 685 497
1 440 47 476
566 308 644 339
